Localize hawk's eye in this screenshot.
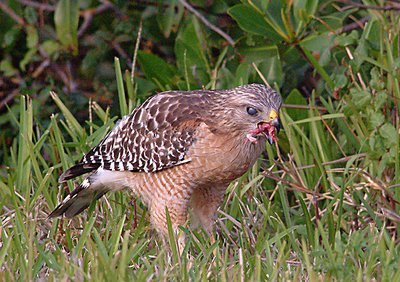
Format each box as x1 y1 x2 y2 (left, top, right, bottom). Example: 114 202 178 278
246 107 258 116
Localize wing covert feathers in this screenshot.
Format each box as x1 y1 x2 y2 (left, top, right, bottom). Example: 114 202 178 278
67 92 205 175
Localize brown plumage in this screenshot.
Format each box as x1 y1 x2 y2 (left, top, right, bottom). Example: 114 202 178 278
49 84 282 247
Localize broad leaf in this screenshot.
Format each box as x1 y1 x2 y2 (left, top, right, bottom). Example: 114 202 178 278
175 20 210 86
54 0 79 55
285 89 308 121
137 51 179 89
157 0 184 38
228 4 281 41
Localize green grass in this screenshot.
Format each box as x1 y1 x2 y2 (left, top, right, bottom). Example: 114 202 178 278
1 2 400 281
1 73 399 280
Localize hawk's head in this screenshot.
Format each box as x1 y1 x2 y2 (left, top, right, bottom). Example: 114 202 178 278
211 84 282 145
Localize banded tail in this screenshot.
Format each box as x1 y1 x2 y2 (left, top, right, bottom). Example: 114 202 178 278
48 178 108 218
49 162 113 218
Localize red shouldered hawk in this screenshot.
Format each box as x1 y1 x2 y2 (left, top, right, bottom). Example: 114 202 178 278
49 84 282 247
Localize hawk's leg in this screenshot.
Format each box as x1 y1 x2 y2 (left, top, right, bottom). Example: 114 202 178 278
190 186 226 234
149 190 191 253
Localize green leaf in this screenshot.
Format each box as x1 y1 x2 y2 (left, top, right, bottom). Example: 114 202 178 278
250 0 270 12
258 56 283 86
316 9 356 32
351 90 371 109
374 91 388 110
41 40 61 58
368 112 384 130
166 208 180 265
0 59 18 77
300 46 335 90
26 26 38 48
137 51 179 89
332 73 348 89
114 57 128 117
364 19 381 49
290 113 345 125
16 96 33 194
379 123 397 147
235 63 252 86
228 4 281 40
239 45 279 63
24 6 38 24
284 89 308 121
54 0 79 55
336 30 359 47
300 32 333 52
157 0 183 38
319 48 331 66
305 0 318 16
19 48 36 71
50 91 84 138
293 0 319 25
298 196 314 246
75 212 96 256
175 21 209 84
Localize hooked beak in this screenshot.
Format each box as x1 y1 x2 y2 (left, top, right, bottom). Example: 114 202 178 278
264 110 281 144
271 118 281 134
265 118 281 144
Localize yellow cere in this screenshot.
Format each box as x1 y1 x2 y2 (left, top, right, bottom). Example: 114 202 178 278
269 109 278 121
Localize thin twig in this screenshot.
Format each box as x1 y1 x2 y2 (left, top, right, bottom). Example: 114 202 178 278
251 62 271 88
336 16 370 34
262 171 320 196
177 0 235 46
313 175 323 222
282 103 328 112
131 19 143 83
0 1 26 26
17 0 55 11
0 89 20 111
271 153 367 175
111 40 132 65
288 154 308 192
318 110 347 157
78 2 114 37
32 58 50 78
337 0 400 11
78 13 93 38
17 0 114 38
136 0 228 16
89 98 93 135
357 72 367 90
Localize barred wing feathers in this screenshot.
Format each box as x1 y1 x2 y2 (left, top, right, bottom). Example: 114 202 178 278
59 92 206 183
